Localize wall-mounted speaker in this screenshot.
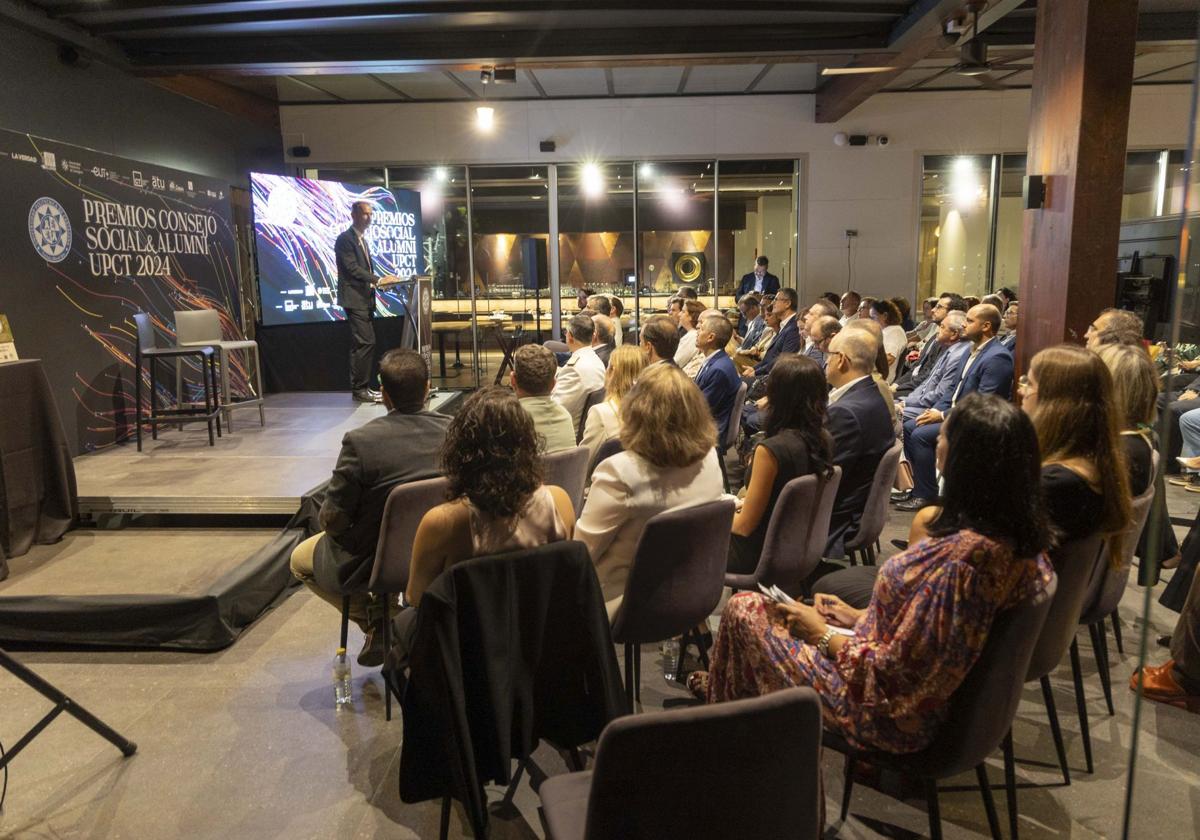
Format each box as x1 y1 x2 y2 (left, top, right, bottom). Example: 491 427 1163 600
289 145 312 158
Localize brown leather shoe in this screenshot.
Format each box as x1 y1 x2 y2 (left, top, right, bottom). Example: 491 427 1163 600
1130 660 1200 713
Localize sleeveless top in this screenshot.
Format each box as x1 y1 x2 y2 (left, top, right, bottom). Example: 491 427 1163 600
464 485 568 558
737 428 831 556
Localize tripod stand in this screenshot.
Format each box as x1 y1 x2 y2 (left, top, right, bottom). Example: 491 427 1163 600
0 648 137 774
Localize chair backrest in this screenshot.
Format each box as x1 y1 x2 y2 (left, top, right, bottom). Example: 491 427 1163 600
542 445 590 517
544 339 569 354
577 387 608 442
843 440 903 552
753 467 842 596
582 686 823 840
368 476 450 593
610 498 736 645
919 572 1057 778
133 312 157 353
722 380 749 452
1079 457 1158 625
1025 534 1107 680
593 437 624 468
174 309 222 344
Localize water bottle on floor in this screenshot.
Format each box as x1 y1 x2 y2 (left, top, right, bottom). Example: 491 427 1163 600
661 638 680 680
333 647 352 707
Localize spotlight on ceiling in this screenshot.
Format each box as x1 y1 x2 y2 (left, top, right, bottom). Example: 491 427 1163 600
475 106 495 131
433 167 448 183
480 68 491 84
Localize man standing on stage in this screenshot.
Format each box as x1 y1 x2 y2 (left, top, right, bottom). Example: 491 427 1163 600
336 201 398 403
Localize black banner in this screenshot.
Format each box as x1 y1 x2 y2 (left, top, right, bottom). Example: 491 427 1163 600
0 128 241 453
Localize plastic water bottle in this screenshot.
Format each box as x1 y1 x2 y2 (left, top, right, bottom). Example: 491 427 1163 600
661 638 681 680
333 647 352 707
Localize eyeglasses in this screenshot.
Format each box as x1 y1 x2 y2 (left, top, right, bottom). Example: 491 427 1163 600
1018 374 1035 393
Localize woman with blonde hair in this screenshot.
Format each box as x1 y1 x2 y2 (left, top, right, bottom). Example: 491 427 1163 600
674 298 707 368
1020 344 1131 559
580 344 645 465
576 363 727 618
1096 343 1157 495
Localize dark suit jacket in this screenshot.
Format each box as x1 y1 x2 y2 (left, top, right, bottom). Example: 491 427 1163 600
737 271 781 297
826 377 896 536
754 315 800 376
695 349 742 444
933 338 1014 412
313 409 450 592
335 226 379 312
594 342 613 367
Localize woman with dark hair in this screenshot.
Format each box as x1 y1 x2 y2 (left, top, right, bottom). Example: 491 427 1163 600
890 296 915 331
728 355 834 573
870 298 907 383
402 386 576 609
691 393 1054 756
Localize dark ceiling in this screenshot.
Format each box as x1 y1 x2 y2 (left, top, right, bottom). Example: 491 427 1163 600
3 1 1198 121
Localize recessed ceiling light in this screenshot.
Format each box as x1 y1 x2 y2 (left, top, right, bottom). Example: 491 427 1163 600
821 66 897 76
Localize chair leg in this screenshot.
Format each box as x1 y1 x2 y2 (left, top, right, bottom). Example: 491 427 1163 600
204 356 216 446
382 597 392 722
340 596 351 652
1091 621 1115 716
219 348 232 433
439 796 451 840
623 643 635 712
210 355 222 438
1069 638 1094 774
674 630 689 683
840 755 855 822
254 344 266 427
1002 729 1019 840
135 352 144 451
848 548 858 567
633 645 642 703
975 763 1002 840
150 356 158 440
866 543 876 566
924 778 943 840
1040 675 1070 785
1110 610 1124 655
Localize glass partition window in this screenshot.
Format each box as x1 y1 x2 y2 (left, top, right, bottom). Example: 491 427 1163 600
636 161 718 321
719 160 796 308
918 155 994 301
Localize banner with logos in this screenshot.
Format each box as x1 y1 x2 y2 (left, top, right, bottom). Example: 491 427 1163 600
0 128 241 453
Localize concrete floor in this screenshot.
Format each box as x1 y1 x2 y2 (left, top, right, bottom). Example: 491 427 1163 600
0 483 1196 837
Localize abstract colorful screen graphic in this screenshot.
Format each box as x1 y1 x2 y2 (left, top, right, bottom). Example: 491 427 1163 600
250 174 424 326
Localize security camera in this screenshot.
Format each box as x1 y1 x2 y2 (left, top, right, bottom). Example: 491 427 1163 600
876 135 890 147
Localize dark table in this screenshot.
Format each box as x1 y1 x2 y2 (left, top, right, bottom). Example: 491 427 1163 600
0 359 77 577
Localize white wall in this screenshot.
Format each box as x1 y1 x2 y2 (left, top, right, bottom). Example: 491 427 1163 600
281 85 1193 302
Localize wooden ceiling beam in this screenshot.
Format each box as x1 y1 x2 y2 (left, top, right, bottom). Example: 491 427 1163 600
147 74 280 130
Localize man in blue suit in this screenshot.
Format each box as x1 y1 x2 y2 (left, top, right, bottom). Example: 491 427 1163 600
694 312 742 445
897 304 1013 511
736 256 781 298
740 288 800 381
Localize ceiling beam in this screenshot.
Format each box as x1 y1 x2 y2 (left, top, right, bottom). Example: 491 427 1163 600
147 74 280 129
0 0 129 68
814 0 1027 123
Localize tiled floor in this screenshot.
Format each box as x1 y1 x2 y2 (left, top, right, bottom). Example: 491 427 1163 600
0 485 1196 838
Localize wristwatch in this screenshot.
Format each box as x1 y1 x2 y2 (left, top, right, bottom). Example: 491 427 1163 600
816 627 836 657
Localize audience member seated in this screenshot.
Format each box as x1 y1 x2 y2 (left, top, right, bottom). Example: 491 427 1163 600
576 364 727 619
737 293 766 349
896 304 1012 512
693 311 742 445
856 296 876 320
898 310 970 422
587 293 612 318
806 315 841 371
841 318 901 428
802 299 839 367
575 287 596 313
734 304 779 370
640 314 681 368
552 313 607 428
290 350 450 666
1134 566 1200 713
1096 343 1157 495
907 296 939 343
591 313 616 366
512 344 577 454
391 387 577 668
892 296 915 331
1000 301 1019 350
674 299 706 368
823 328 896 556
739 287 800 381
892 292 967 397
870 298 907 383
693 392 1054 756
729 355 834 574
1085 307 1145 350
608 295 625 345
839 290 861 326
580 344 645 466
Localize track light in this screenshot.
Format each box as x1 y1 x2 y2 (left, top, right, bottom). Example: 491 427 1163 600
476 106 495 131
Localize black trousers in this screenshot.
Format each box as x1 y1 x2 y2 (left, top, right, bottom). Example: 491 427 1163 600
346 307 376 391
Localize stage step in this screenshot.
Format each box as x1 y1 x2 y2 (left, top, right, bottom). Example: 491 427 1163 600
78 494 302 516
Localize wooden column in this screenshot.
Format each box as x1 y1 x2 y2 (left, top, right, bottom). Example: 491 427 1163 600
1016 0 1139 372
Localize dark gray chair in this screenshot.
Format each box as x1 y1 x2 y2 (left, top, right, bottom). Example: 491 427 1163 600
610 498 736 709
593 437 623 467
576 386 607 443
719 380 749 491
830 573 1058 840
540 686 823 840
365 476 450 720
1074 466 1157 717
132 312 221 451
543 445 590 517
543 339 569 354
725 468 842 598
844 439 903 566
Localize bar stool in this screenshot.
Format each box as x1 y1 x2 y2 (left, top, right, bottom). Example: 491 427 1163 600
133 312 221 451
174 309 265 432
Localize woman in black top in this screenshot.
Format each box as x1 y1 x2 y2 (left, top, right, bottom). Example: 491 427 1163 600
728 355 834 574
1020 345 1130 556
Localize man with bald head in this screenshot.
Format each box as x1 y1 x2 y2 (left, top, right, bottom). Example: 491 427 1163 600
896 303 1013 511
824 329 897 555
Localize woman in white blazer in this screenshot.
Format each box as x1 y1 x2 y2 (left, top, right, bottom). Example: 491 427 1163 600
576 363 728 619
580 344 645 467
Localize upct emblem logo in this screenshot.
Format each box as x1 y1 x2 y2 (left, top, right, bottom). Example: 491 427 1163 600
28 196 72 263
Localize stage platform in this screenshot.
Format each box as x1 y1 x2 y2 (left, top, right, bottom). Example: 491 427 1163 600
75 390 462 517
